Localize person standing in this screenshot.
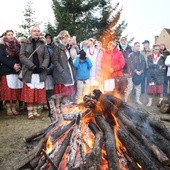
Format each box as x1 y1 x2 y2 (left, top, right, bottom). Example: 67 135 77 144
160 43 170 98
52 30 75 108
74 49 92 102
124 42 146 105
140 40 152 94
20 26 49 119
0 30 22 115
119 37 133 91
146 45 165 106
86 38 100 93
101 41 125 95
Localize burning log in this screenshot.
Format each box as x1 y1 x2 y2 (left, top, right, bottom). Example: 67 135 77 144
95 115 119 170
118 127 169 170
24 120 60 143
42 149 58 169
51 119 75 141
117 111 170 165
81 131 104 170
49 129 73 170
88 122 100 134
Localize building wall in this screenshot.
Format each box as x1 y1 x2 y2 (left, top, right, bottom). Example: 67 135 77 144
156 29 170 49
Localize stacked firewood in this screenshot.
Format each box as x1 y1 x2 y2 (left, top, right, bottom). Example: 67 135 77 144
13 90 170 170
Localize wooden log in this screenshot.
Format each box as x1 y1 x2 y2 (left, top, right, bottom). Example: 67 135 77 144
51 119 75 141
49 129 73 170
81 131 103 170
88 122 100 134
118 127 169 170
117 112 170 165
148 118 170 141
24 120 60 143
95 115 119 170
13 138 45 170
42 149 58 170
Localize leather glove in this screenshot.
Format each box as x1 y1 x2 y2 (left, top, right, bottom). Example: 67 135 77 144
33 67 44 74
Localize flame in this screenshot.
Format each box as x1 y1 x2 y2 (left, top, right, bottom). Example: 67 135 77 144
46 137 53 154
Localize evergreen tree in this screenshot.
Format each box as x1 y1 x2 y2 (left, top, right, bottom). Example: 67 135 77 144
96 1 127 48
16 0 37 37
46 0 127 45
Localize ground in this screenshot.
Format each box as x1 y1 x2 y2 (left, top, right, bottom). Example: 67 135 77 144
0 97 169 170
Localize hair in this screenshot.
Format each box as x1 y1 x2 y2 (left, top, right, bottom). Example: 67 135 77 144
30 25 40 33
134 42 140 46
45 33 53 41
17 36 27 44
153 44 160 49
57 30 70 40
4 30 14 36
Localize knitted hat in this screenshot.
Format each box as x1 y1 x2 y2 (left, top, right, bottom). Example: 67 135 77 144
79 49 86 60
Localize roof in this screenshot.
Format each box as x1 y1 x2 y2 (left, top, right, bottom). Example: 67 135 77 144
164 28 170 35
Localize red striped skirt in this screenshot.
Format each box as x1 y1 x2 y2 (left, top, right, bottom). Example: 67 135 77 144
20 84 46 104
53 84 75 96
147 85 163 94
0 75 21 101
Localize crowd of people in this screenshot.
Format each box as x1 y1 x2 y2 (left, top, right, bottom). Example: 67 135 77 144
0 25 170 119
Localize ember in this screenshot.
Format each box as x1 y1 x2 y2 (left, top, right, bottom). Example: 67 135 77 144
14 90 170 170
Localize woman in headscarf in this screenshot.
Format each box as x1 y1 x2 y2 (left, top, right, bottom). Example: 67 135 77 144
0 30 22 115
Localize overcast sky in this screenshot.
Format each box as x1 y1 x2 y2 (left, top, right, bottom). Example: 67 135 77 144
0 0 170 46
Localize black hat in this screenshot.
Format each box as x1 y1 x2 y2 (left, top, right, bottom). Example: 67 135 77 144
142 40 150 44
45 33 53 40
79 50 86 60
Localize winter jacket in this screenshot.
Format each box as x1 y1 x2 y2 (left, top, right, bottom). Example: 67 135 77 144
101 48 125 79
74 57 92 80
119 44 133 74
52 38 76 85
19 37 49 83
0 38 20 77
128 51 146 76
147 54 164 84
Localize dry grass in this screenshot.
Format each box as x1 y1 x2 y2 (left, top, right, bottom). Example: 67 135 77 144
0 110 50 170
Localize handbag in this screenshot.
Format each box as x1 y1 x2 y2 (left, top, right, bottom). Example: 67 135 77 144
18 45 41 81
132 73 144 85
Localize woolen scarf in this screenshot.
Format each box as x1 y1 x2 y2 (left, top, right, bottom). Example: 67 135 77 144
3 37 20 59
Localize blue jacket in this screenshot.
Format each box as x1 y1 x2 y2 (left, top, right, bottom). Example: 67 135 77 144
74 57 92 80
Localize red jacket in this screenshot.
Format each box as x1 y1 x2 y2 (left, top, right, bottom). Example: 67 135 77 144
101 48 125 79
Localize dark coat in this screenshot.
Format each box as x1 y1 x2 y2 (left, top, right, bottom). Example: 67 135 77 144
0 37 20 77
19 37 49 83
128 51 146 76
52 38 75 85
0 43 20 77
119 44 133 74
147 54 164 85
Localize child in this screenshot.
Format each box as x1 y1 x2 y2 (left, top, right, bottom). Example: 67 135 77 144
74 50 92 102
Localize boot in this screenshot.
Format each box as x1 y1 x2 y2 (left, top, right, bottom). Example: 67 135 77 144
6 102 13 116
12 102 19 115
157 97 163 107
33 106 40 118
27 106 34 120
146 98 152 107
136 91 143 105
